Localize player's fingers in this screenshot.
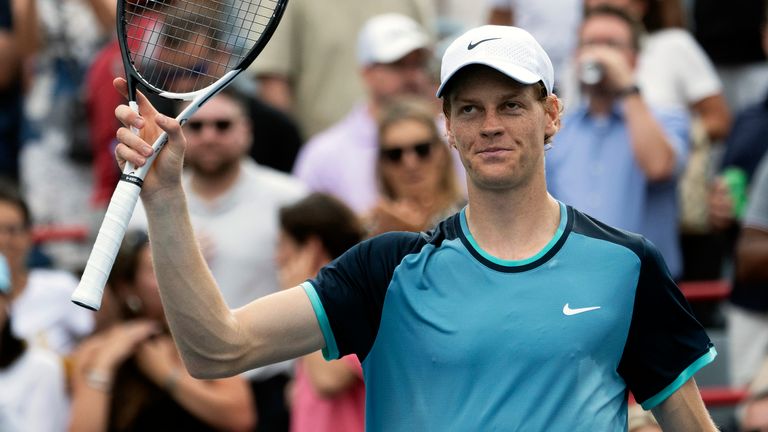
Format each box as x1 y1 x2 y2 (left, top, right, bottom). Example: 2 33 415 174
154 113 186 153
115 132 151 169
113 77 159 118
115 104 145 130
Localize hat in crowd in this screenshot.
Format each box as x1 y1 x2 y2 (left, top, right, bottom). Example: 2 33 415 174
357 13 431 66
435 25 554 98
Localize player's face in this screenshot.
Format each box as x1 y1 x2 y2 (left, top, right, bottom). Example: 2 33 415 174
445 67 557 191
0 201 31 275
184 94 251 178
379 118 445 201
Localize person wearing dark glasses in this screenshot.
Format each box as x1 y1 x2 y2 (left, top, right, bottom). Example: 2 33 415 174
366 97 464 236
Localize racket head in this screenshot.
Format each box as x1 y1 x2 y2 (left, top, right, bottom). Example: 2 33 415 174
116 0 288 101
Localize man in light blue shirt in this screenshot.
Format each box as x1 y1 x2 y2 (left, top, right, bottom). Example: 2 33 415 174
546 5 689 278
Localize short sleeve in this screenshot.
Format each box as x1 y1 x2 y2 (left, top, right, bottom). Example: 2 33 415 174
744 155 768 230
303 232 426 361
618 238 715 409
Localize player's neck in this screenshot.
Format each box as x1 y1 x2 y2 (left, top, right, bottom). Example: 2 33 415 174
464 184 560 261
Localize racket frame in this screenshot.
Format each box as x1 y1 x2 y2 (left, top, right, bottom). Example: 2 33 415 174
72 0 289 310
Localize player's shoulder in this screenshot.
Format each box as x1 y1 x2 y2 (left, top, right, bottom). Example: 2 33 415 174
568 206 649 260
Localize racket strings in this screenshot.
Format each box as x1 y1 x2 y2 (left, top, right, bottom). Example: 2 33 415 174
124 0 277 93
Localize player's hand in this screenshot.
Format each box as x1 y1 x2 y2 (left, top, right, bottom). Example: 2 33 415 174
112 77 187 200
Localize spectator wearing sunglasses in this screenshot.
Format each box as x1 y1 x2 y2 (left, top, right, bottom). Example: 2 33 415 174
367 97 464 236
292 14 465 216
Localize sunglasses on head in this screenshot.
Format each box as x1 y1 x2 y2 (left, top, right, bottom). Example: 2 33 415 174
186 119 233 133
380 141 434 163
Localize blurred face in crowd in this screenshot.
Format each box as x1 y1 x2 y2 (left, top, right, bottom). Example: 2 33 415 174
363 49 432 106
378 118 446 201
184 93 251 178
579 14 636 62
578 13 637 94
0 201 31 276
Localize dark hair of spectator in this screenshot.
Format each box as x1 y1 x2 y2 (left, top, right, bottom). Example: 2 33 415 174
279 193 365 260
0 179 32 229
583 4 644 51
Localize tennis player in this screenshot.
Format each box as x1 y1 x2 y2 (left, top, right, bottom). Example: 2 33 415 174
113 25 718 431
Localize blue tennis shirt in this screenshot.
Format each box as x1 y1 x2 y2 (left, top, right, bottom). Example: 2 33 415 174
302 202 715 431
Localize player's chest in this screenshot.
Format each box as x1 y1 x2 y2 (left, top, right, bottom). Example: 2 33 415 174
379 255 639 365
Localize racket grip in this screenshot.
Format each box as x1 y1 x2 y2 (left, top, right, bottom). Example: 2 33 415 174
71 179 142 310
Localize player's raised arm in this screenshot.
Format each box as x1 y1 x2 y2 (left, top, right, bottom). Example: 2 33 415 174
113 81 325 379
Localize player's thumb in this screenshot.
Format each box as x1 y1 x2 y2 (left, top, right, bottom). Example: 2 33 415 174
154 114 186 161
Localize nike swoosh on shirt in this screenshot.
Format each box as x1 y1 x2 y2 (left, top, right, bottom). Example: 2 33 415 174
562 303 601 316
467 37 501 50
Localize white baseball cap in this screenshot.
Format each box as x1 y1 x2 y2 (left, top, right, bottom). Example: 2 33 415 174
357 13 431 66
435 25 554 98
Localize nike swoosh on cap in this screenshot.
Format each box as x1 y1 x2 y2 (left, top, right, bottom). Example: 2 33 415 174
562 303 601 316
467 37 501 50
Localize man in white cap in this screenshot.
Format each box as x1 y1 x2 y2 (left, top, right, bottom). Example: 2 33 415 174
111 23 718 431
292 13 438 215
249 3 435 139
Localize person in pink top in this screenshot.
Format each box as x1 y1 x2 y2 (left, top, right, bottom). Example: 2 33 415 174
273 193 367 432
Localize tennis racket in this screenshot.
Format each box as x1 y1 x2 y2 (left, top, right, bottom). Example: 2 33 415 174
72 0 288 310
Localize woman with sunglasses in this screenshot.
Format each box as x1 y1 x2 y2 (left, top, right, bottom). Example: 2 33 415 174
366 97 465 236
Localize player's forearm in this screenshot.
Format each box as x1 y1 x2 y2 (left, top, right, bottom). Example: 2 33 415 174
143 189 254 378
651 378 719 431
622 95 677 181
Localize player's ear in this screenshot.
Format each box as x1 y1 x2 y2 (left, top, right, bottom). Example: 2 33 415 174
443 116 457 149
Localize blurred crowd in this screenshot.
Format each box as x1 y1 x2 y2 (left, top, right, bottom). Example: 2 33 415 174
0 0 767 431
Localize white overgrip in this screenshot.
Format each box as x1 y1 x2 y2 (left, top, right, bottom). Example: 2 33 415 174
71 100 144 310
71 180 142 310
